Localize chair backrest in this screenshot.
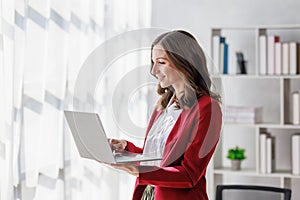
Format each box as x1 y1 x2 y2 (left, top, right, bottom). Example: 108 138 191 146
216 185 291 200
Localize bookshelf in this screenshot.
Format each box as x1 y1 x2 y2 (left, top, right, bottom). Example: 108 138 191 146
210 25 300 200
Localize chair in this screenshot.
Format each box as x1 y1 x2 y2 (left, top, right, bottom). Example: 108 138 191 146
216 184 292 200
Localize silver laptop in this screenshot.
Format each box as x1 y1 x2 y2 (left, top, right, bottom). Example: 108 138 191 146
64 111 162 164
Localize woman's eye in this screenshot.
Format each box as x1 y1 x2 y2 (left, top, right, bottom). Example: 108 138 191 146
158 61 165 64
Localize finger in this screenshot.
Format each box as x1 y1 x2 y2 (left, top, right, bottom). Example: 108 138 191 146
115 143 124 149
110 139 120 144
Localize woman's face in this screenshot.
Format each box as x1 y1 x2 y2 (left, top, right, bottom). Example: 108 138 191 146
151 45 185 90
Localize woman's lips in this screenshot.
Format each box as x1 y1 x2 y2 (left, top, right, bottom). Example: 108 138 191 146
157 75 165 81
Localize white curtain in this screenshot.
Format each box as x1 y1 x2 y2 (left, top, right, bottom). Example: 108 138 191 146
0 0 152 199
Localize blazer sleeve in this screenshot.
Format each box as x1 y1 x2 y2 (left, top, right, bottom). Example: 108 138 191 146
137 99 222 188
125 141 143 153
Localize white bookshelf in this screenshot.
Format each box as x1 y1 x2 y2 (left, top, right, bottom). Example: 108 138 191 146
210 25 300 200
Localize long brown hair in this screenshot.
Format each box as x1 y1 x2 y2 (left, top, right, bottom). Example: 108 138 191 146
151 30 221 110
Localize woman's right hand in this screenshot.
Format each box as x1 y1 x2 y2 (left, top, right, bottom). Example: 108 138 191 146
108 139 127 151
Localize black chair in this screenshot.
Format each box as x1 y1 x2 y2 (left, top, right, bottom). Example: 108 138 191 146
216 184 292 200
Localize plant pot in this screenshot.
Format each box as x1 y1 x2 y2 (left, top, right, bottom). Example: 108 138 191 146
231 160 241 170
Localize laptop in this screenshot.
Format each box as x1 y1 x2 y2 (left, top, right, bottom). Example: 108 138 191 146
64 111 162 164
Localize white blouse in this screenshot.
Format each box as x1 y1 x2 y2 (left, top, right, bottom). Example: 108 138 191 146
142 100 182 166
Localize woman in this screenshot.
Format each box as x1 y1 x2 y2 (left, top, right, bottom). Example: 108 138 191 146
108 30 222 200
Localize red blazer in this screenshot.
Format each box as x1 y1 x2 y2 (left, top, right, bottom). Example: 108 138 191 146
125 95 222 200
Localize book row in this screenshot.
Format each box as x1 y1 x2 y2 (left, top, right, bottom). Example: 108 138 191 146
212 36 228 74
259 35 300 75
259 133 300 175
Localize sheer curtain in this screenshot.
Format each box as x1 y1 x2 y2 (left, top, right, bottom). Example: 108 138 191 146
0 0 152 199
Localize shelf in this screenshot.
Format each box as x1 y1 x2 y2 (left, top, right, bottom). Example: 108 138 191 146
223 123 300 129
223 123 257 127
214 168 300 179
210 25 300 198
211 25 300 30
257 24 300 30
211 74 300 79
270 171 300 179
214 168 257 176
211 26 256 31
258 123 300 129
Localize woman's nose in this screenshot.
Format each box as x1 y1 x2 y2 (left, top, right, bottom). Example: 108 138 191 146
151 63 158 75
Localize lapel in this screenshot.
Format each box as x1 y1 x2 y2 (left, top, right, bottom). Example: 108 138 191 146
160 108 194 166
142 109 163 149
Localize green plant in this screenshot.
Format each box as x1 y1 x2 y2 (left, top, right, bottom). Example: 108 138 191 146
227 146 246 160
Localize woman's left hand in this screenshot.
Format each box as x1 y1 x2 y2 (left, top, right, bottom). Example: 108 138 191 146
109 163 140 177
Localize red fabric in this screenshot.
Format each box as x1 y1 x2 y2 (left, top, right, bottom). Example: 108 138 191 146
127 96 222 200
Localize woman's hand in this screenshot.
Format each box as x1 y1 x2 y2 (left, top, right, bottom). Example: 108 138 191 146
109 139 127 151
109 163 140 177
102 139 139 176
97 161 139 177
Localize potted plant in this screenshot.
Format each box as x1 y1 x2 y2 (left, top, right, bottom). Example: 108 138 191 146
227 146 246 170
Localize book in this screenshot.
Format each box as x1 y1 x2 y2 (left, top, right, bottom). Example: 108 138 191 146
292 134 300 175
260 133 268 173
220 42 224 74
292 91 300 125
275 42 282 75
225 117 260 124
289 42 300 75
224 106 262 124
282 43 290 75
219 37 226 74
212 35 220 74
267 35 280 75
223 43 228 74
259 35 268 75
266 136 275 173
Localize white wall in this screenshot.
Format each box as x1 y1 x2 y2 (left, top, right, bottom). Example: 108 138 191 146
151 0 300 53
